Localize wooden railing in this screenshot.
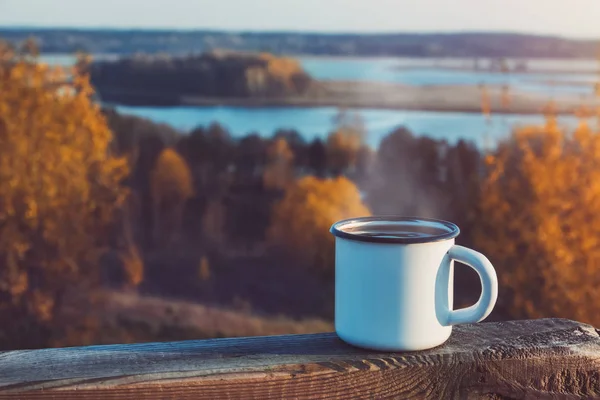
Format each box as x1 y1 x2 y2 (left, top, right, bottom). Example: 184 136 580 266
0 318 599 399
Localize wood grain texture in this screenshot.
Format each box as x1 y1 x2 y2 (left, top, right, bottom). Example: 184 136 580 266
1 319 599 399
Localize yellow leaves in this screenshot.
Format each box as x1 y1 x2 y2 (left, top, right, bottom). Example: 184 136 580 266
150 148 193 244
479 84 491 121
151 148 194 201
8 272 28 297
264 57 304 87
327 129 362 153
251 53 308 94
264 138 294 190
475 116 600 325
268 176 370 274
0 41 129 324
29 290 55 322
484 154 495 166
326 116 365 175
198 256 211 282
120 244 144 288
8 65 26 80
268 137 294 162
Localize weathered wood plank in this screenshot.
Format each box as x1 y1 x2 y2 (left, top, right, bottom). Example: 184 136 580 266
0 319 599 399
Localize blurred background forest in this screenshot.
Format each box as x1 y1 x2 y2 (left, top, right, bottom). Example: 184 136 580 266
1 0 600 350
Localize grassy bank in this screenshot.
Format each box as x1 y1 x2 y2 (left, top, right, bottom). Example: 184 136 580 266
98 80 597 115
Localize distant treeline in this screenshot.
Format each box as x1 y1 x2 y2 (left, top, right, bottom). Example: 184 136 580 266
1 28 598 58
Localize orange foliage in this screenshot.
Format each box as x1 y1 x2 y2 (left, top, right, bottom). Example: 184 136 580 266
263 138 294 190
327 110 365 174
268 176 370 275
259 53 305 89
151 148 193 243
119 243 144 287
198 256 211 282
0 41 128 338
475 117 600 325
151 148 194 202
479 84 491 121
246 53 310 96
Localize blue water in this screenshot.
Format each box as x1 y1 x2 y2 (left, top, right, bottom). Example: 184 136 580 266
40 53 118 66
301 57 596 96
41 54 592 147
115 105 581 149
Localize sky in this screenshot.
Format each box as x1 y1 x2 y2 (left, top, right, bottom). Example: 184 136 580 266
1 0 599 38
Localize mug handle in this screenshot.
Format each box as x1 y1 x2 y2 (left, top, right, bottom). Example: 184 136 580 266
443 245 498 326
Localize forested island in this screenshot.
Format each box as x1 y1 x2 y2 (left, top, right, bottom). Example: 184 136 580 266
90 51 313 103
1 27 598 58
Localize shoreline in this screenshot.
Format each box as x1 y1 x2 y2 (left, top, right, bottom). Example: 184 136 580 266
96 81 598 116
40 51 598 62
392 65 600 75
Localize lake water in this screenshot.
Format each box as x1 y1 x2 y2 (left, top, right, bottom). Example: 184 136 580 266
300 57 597 96
115 105 581 149
42 54 594 148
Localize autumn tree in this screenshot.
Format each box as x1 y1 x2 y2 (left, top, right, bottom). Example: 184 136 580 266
326 110 366 176
246 53 312 96
272 129 307 171
198 256 211 282
0 41 128 348
151 148 194 245
118 240 144 288
263 138 294 190
474 116 600 325
268 176 370 276
118 203 144 289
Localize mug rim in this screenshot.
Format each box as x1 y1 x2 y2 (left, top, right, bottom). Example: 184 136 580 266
330 216 460 244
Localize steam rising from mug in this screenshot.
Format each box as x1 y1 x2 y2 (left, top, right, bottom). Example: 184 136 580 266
356 126 446 219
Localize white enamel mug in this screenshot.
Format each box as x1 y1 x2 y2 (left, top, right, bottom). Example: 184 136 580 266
331 216 498 351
